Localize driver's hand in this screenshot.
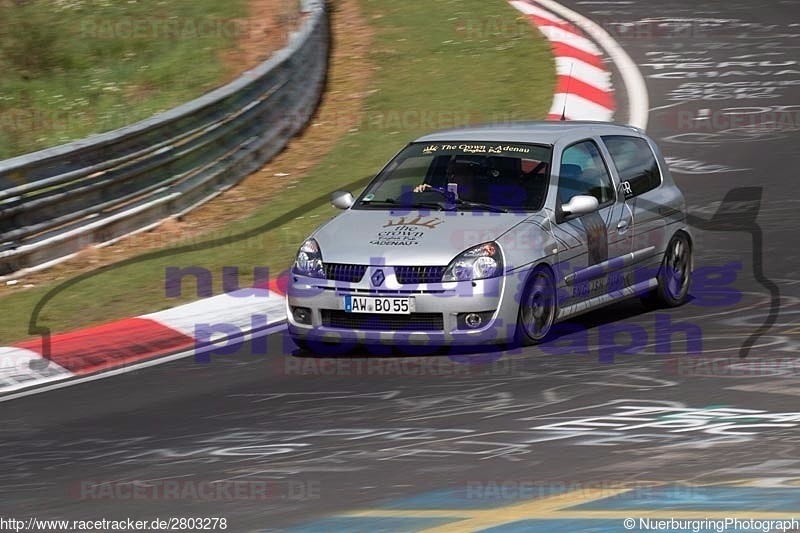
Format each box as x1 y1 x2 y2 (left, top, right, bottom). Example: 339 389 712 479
413 183 431 193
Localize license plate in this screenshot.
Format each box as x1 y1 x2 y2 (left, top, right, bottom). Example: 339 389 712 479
344 296 414 314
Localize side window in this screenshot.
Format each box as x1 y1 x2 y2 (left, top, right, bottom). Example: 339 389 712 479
559 140 614 207
602 135 662 198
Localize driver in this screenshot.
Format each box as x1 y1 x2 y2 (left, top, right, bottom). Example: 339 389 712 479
413 159 480 200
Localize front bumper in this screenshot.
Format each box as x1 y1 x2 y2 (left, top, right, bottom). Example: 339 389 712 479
286 272 520 347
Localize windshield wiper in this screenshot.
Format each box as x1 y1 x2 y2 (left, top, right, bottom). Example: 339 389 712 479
360 199 446 211
419 188 509 213
454 198 509 213
407 202 446 211
359 199 397 207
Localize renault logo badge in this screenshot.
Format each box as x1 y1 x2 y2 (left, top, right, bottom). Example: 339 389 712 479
371 269 385 287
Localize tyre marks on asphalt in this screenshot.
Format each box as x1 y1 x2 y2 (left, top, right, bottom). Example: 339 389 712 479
602 4 800 171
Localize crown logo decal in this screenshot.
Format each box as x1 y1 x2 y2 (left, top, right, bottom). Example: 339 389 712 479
383 216 444 229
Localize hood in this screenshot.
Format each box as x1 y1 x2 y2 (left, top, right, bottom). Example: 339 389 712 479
310 208 538 265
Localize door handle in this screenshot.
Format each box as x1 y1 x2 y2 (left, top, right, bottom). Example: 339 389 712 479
617 219 629 234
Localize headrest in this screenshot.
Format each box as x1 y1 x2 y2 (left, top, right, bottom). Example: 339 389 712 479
448 161 481 178
561 163 582 178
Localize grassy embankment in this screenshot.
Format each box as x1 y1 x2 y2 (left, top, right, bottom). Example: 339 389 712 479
0 0 272 159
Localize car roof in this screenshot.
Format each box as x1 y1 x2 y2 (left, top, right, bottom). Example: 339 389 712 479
414 120 645 145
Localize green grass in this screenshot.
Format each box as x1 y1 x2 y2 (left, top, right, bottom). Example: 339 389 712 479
0 0 555 344
0 0 250 160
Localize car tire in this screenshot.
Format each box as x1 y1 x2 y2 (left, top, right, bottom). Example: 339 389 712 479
651 231 692 308
515 267 557 346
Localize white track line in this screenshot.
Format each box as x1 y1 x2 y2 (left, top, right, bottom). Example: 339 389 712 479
551 93 614 121
537 25 603 55
555 57 612 91
534 0 649 129
509 0 565 23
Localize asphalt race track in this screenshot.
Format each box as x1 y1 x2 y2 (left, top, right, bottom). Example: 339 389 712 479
2 1 799 531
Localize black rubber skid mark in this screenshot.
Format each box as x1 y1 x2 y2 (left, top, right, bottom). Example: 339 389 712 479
684 187 779 358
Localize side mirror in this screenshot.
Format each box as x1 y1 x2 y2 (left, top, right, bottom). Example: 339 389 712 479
330 190 354 210
562 194 599 217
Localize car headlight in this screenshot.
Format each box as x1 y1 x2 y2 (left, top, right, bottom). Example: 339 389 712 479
293 238 325 278
442 241 503 282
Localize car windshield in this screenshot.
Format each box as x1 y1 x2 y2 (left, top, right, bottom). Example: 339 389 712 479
355 141 552 212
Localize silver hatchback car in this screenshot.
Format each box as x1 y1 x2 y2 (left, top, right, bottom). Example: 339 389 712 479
287 121 692 351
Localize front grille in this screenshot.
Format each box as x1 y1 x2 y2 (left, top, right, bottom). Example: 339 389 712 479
321 310 444 331
324 263 367 283
394 265 446 284
330 287 447 295
323 264 445 285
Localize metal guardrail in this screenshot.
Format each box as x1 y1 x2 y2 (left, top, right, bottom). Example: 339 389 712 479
0 0 328 277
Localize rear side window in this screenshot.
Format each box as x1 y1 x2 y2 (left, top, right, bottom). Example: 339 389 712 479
602 135 661 198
